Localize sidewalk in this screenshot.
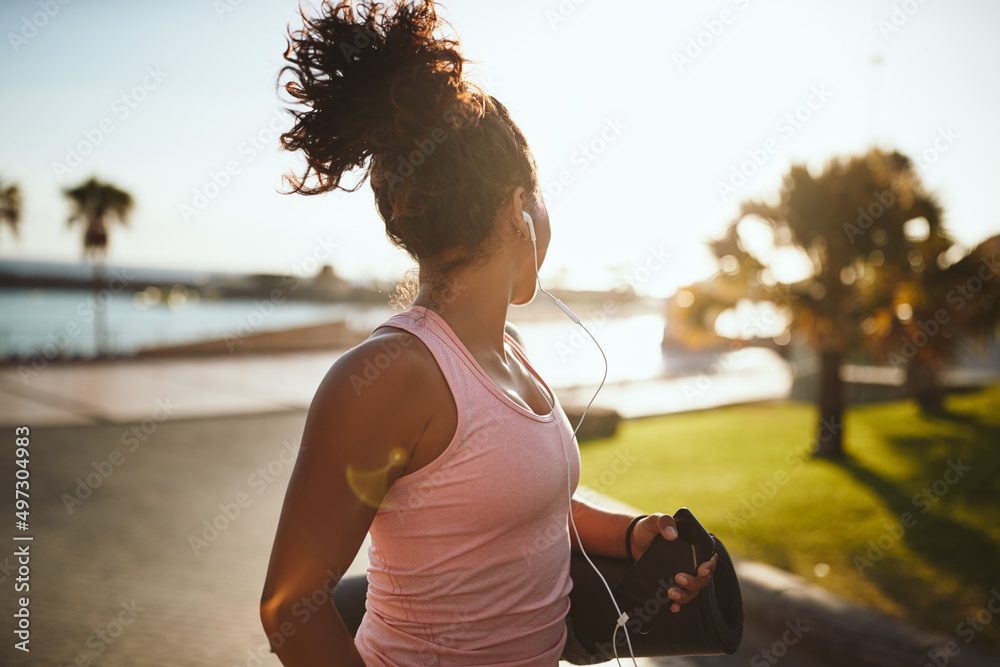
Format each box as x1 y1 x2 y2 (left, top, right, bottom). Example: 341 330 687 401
0 346 797 425
0 351 346 427
0 356 996 666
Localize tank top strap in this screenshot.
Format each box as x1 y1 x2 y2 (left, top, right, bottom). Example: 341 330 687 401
374 307 477 408
375 306 558 424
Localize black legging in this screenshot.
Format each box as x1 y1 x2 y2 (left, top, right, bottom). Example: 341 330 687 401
332 574 368 638
330 574 590 661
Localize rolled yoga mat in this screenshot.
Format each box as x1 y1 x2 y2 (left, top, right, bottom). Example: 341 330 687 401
562 534 744 664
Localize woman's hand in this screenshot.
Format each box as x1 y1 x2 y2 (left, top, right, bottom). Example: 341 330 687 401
629 513 719 613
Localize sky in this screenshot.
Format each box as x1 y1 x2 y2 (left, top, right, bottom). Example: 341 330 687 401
1 0 999 297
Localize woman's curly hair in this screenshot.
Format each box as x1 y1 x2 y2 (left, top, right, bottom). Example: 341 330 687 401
279 0 539 270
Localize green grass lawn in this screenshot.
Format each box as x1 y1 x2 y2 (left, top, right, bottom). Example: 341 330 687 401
578 384 1000 655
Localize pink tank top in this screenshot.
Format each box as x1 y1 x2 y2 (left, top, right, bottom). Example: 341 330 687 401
353 306 581 666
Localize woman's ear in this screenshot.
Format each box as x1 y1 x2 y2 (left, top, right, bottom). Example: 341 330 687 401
507 185 528 235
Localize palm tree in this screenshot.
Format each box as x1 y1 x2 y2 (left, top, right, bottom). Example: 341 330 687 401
63 177 134 357
64 177 133 258
673 149 947 459
863 232 1000 411
0 179 21 244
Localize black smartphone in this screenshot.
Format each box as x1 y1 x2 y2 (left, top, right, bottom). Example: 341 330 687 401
611 507 716 635
671 507 716 582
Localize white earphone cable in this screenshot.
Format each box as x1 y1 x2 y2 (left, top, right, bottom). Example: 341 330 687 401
525 221 638 667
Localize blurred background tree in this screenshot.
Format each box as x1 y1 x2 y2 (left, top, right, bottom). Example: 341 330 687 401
63 177 134 357
671 148 1000 459
0 178 21 247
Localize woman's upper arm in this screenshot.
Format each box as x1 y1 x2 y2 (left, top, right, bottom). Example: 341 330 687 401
260 331 437 610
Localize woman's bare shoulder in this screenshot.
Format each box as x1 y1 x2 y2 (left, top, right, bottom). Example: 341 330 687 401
312 326 442 417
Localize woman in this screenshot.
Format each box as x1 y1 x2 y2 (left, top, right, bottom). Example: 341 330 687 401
259 1 717 664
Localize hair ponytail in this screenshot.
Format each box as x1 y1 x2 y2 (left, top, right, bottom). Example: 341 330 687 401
279 0 539 268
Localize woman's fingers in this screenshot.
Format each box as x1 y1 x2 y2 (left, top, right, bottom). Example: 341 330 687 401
636 515 720 612
677 554 717 589
667 585 701 611
669 553 719 611
698 553 719 578
631 513 677 560
655 513 678 540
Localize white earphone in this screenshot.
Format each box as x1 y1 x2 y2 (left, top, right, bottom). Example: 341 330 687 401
521 209 536 243
522 210 580 324
520 210 636 665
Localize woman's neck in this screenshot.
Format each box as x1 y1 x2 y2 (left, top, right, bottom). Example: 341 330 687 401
412 262 515 359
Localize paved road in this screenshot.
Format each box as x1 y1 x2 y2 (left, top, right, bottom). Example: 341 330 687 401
0 408 865 667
